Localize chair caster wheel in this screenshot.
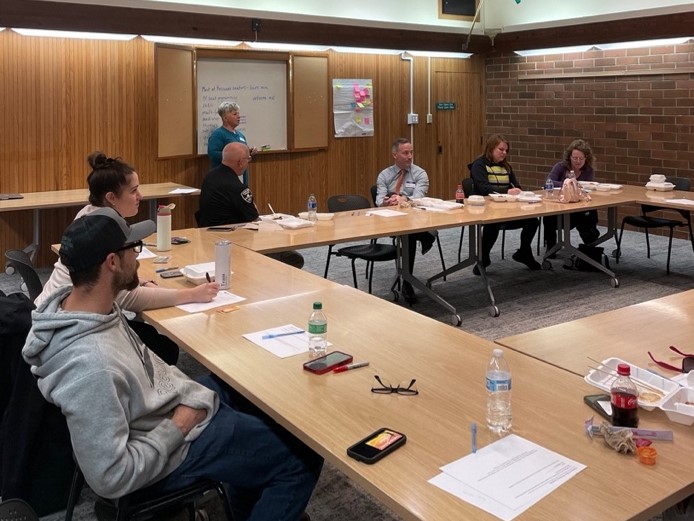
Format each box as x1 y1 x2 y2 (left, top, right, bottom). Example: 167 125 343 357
611 278 620 288
541 260 553 270
489 306 500 317
451 314 462 327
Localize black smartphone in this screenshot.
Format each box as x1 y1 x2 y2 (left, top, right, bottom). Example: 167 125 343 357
160 269 183 279
584 393 613 422
207 226 235 231
347 428 406 464
303 351 352 375
171 237 190 244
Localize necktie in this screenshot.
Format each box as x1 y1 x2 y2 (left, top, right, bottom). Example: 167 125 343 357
393 169 405 195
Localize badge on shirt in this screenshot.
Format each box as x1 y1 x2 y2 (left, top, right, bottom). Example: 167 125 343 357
241 188 253 204
405 182 416 190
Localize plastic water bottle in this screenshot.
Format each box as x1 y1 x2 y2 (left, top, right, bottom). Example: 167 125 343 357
307 193 318 222
486 348 512 434
308 302 327 356
611 363 639 427
567 169 576 179
455 184 465 204
544 176 554 199
156 205 172 251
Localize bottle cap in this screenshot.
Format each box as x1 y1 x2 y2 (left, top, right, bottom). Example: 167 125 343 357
617 363 631 376
313 301 322 310
492 348 503 357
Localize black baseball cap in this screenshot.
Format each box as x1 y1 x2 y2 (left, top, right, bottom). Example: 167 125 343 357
60 207 155 273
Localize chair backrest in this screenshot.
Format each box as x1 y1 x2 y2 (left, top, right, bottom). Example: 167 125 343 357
4 250 43 302
669 176 690 191
0 499 40 521
327 194 371 213
370 185 378 206
461 178 475 198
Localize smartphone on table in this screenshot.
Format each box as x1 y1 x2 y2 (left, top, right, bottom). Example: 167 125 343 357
584 393 612 422
347 427 407 464
303 351 352 375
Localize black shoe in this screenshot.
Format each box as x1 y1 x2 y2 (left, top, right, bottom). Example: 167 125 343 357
421 234 435 255
402 281 418 305
300 513 311 521
512 249 541 270
472 259 491 276
545 250 557 260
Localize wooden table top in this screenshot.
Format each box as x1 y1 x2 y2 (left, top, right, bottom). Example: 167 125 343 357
137 229 335 322
226 191 642 254
151 283 694 521
0 182 197 212
495 289 694 378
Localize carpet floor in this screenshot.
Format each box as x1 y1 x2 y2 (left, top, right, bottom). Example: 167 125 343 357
3 226 690 520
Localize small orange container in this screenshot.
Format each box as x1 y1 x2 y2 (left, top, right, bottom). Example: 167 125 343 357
637 446 657 465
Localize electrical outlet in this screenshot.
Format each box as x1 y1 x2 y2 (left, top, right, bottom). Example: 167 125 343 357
426 114 433 124
251 19 262 32
407 113 419 125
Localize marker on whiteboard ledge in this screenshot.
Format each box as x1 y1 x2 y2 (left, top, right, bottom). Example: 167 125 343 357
260 144 271 151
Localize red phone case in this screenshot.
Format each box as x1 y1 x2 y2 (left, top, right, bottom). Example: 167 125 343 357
303 351 353 375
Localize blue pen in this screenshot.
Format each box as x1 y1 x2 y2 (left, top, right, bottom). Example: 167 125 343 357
471 422 477 453
262 330 305 340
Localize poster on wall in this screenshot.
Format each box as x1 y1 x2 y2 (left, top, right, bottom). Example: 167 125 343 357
333 79 374 138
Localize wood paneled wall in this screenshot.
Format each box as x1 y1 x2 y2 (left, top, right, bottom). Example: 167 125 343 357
0 31 485 266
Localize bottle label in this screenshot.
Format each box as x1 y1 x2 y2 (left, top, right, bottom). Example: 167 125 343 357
308 323 326 334
611 391 638 409
486 377 511 392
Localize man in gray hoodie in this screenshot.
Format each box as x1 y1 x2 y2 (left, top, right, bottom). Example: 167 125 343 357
22 207 321 520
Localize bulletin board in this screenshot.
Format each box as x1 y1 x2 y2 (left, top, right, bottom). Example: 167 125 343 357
332 79 374 138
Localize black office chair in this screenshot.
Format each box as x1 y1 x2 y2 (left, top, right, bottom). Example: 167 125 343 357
369 185 447 279
616 176 694 274
323 194 399 293
4 249 43 302
65 463 235 521
0 499 40 521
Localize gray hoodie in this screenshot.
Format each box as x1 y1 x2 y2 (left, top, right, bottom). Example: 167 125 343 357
22 286 219 499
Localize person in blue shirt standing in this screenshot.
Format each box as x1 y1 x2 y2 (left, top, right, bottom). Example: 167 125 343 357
207 101 257 185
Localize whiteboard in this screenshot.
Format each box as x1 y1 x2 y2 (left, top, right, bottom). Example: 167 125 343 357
196 58 288 155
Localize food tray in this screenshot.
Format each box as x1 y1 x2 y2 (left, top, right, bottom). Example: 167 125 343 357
660 388 694 426
584 357 680 411
489 194 519 202
181 262 215 285
646 182 675 191
298 212 334 220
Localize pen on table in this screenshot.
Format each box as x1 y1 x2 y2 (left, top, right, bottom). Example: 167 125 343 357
268 203 277 217
471 422 477 454
261 330 305 340
143 242 156 247
333 361 369 373
205 272 212 283
155 266 178 273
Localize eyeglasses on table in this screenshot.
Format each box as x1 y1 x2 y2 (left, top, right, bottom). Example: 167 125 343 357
648 345 694 373
371 375 419 396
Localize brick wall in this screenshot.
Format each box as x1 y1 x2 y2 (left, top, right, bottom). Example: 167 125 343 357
485 41 694 239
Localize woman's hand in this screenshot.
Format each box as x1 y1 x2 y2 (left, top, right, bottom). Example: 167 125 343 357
507 187 521 196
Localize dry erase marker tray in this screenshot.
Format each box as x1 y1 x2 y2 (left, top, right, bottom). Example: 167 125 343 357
584 357 680 412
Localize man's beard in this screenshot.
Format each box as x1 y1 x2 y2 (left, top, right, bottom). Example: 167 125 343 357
113 260 140 292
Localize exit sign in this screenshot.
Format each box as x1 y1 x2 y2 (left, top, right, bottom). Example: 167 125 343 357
436 102 456 110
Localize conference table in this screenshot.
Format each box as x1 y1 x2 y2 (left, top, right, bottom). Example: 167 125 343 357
495 288 694 378
224 185 687 322
1 182 199 261
142 260 694 521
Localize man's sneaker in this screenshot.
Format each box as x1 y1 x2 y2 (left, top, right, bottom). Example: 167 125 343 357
512 249 541 270
472 259 491 276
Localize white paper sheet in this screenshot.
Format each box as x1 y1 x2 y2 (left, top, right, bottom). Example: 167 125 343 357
169 188 200 194
365 209 407 217
430 434 586 521
175 291 246 313
665 198 694 206
243 324 315 358
137 247 157 260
